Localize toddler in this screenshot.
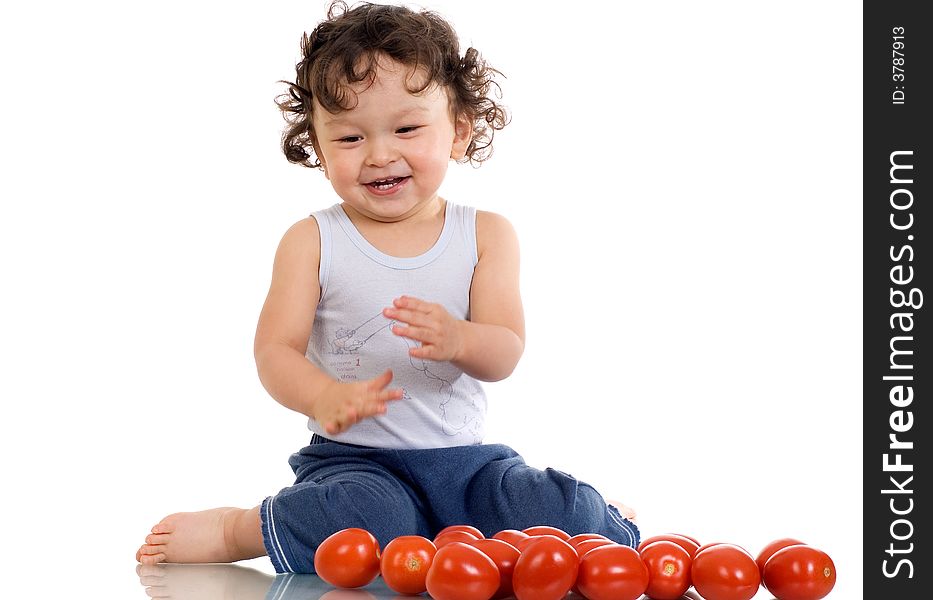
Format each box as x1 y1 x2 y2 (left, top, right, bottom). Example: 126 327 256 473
136 0 638 574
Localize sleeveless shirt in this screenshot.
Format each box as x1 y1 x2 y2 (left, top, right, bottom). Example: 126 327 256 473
305 201 487 449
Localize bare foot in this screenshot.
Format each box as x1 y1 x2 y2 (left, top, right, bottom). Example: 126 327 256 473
606 498 637 523
136 506 265 565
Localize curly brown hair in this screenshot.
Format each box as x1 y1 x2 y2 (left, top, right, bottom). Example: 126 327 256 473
275 1 508 170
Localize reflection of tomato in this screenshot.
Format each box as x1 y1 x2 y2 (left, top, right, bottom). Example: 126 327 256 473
492 529 530 547
762 545 836 600
425 542 500 600
512 535 579 600
434 529 481 548
691 543 760 600
576 544 648 600
756 538 806 577
522 525 571 540
640 540 692 600
318 590 377 600
437 524 485 539
637 533 701 558
469 538 521 600
313 528 381 589
379 535 436 595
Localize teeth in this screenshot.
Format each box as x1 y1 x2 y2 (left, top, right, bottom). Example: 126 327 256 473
369 177 404 190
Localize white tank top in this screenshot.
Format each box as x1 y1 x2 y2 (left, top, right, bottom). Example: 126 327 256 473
305 201 487 448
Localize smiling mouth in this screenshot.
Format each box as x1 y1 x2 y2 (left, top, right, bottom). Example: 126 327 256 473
366 176 409 191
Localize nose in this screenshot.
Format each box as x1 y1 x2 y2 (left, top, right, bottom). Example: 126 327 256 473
365 135 399 167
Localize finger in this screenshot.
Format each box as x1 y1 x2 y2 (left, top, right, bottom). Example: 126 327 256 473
408 345 437 360
392 324 435 344
375 387 404 402
360 401 389 418
368 369 394 390
383 306 431 327
393 295 429 311
325 419 349 435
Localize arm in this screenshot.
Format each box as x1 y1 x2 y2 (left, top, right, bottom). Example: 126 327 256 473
254 218 402 433
384 210 525 381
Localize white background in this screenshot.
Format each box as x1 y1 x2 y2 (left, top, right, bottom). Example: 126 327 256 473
0 0 862 597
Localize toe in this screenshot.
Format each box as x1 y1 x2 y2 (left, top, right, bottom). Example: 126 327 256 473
139 552 167 565
146 533 170 545
138 544 166 557
151 521 174 534
606 499 637 521
136 546 152 562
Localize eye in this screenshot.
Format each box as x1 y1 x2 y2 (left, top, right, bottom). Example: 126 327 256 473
396 126 421 134
336 135 362 143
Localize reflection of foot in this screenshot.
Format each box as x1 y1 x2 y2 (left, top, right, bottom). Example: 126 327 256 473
136 506 265 565
606 499 637 523
136 563 273 600
269 574 389 599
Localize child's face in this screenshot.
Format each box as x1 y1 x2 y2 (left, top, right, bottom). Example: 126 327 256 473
312 56 471 222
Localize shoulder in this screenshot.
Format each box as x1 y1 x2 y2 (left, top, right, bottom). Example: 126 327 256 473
474 210 519 260
281 215 321 245
273 216 322 269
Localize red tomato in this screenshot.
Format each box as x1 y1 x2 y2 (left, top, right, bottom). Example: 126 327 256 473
569 539 618 595
492 529 530 547
512 535 543 552
437 524 485 539
512 535 579 600
762 545 836 600
756 538 806 577
522 525 571 540
313 528 381 589
675 532 701 546
576 544 649 600
568 533 610 548
574 538 617 558
637 533 701 558
379 535 436 595
695 541 729 555
640 540 692 600
433 529 481 548
425 542 500 600
469 538 521 600
691 543 760 600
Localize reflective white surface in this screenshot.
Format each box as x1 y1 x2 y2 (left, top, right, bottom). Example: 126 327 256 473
134 563 789 600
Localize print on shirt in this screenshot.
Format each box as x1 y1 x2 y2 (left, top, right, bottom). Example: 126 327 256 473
326 311 482 439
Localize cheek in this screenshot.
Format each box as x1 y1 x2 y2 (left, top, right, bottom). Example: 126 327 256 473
325 155 358 182
415 132 456 165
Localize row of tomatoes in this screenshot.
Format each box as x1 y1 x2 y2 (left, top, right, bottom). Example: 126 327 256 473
312 525 835 600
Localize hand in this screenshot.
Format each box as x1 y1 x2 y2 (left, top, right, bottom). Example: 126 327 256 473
316 369 403 435
383 296 464 362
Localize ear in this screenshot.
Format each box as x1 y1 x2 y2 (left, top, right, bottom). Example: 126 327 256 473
449 113 473 161
312 141 330 179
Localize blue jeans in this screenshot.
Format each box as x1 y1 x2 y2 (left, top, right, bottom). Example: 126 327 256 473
260 435 639 574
